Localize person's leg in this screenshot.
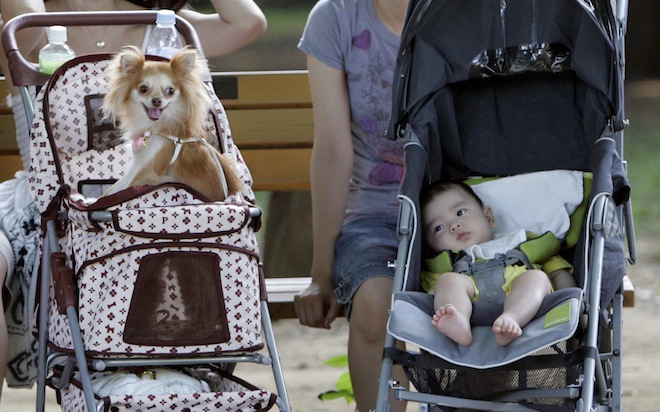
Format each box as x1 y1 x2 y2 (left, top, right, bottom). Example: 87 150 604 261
348 276 407 412
493 269 551 346
431 272 475 346
0 254 8 399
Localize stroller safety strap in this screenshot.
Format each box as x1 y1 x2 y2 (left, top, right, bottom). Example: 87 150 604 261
152 131 230 199
458 256 508 306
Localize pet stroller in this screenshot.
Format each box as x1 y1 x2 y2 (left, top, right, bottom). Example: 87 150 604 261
2 12 291 412
375 0 636 411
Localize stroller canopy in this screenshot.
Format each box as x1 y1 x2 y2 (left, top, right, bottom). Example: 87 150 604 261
389 0 624 181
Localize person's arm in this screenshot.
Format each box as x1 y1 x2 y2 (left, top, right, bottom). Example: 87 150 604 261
0 0 47 88
294 55 353 329
178 0 266 58
1 0 47 51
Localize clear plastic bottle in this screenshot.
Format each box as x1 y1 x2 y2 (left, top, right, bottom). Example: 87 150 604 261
145 9 184 59
38 25 76 75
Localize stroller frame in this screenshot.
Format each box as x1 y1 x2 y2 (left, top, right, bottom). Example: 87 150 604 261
3 12 291 412
375 1 636 411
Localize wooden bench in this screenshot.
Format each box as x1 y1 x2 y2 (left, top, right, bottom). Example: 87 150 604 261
0 71 635 314
213 71 313 318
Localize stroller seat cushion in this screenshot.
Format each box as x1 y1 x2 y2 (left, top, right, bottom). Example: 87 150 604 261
388 289 582 369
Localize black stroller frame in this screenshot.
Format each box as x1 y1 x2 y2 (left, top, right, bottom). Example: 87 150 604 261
3 12 291 412
376 1 636 411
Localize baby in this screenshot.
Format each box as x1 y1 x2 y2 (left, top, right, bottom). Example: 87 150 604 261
421 180 576 346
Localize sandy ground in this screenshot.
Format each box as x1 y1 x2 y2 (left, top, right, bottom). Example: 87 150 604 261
1 240 658 412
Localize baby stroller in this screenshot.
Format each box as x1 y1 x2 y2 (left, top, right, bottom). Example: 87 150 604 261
2 11 291 412
375 0 636 411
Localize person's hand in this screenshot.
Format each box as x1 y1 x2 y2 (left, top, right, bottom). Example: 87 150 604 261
294 280 340 329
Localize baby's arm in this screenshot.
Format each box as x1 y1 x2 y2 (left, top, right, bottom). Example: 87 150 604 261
548 268 577 290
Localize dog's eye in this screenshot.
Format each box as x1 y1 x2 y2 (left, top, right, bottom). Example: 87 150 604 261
138 85 149 94
165 87 175 96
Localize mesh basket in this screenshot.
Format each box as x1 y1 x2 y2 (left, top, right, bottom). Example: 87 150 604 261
403 345 582 412
55 367 277 412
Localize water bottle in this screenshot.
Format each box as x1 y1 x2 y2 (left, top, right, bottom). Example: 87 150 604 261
38 25 76 75
145 9 184 59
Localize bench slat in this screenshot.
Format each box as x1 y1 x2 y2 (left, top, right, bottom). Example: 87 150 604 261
215 71 310 107
623 275 635 307
227 107 313 149
0 154 22 181
242 148 311 192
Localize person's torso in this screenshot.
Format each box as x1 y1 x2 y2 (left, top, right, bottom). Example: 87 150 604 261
300 0 405 222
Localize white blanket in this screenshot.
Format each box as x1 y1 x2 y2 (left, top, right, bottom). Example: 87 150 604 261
470 170 584 240
91 368 210 397
466 228 527 262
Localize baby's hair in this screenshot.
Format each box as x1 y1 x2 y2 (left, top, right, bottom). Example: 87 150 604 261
420 180 484 209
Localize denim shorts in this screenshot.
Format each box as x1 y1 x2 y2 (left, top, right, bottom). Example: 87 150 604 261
333 217 398 319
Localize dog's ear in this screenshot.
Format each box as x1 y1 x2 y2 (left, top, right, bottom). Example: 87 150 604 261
169 47 200 77
117 46 145 77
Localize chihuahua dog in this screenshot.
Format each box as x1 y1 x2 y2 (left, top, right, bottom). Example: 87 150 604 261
101 46 242 200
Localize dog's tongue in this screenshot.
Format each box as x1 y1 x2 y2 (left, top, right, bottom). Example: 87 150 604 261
147 108 162 121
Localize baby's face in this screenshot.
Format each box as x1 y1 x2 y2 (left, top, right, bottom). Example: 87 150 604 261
422 186 494 252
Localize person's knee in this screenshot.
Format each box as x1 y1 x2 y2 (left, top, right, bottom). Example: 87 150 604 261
350 277 393 339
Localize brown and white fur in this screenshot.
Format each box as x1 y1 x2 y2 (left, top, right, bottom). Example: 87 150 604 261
101 46 242 201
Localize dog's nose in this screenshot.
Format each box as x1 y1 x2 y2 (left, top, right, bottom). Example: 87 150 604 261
152 98 162 107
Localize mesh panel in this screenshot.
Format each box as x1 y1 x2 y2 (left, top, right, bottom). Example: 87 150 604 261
124 251 230 346
404 346 581 412
85 94 123 151
78 181 115 198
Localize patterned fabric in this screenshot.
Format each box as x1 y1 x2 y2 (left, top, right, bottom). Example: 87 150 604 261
26 53 269 408
46 191 263 356
0 171 39 387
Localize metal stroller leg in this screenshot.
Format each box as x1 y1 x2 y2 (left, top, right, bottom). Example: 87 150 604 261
260 300 292 412
578 195 608 412
65 305 97 411
376 333 397 412
376 200 415 412
38 220 97 412
36 225 53 412
609 290 624 412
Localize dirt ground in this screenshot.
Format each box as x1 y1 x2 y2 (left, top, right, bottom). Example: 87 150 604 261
1 236 658 411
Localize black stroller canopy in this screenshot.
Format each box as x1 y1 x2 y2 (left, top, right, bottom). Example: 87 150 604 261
392 0 619 118
389 0 623 181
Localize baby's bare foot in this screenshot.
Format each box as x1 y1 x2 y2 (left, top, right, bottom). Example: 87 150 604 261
431 304 473 346
492 314 523 346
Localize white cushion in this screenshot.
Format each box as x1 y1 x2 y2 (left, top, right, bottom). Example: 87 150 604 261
470 170 584 240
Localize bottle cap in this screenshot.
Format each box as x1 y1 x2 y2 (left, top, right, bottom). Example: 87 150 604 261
156 9 176 26
47 25 67 43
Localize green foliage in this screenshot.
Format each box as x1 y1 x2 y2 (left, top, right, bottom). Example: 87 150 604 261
318 354 355 404
625 94 660 237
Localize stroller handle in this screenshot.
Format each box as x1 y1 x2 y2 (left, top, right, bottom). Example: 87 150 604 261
2 11 205 88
